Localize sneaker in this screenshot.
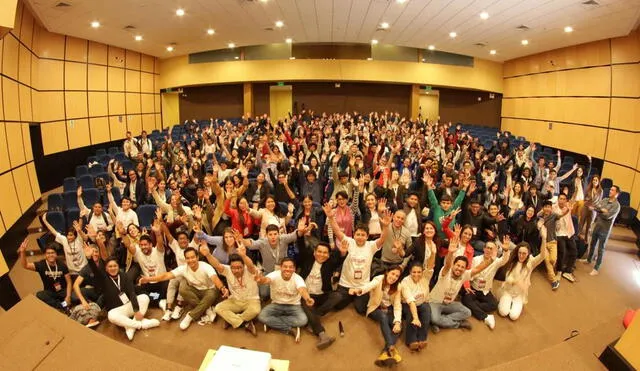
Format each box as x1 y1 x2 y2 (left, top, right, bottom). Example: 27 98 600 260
179 314 193 330
431 325 440 334
316 332 335 350
171 305 183 320
140 318 160 330
125 326 137 341
459 320 472 330
162 310 172 321
484 314 496 330
562 272 576 283
577 258 589 263
245 321 257 337
263 324 269 333
590 269 599 276
551 280 560 290
206 307 216 323
374 350 392 368
290 327 301 343
159 299 167 312
389 347 402 364
85 319 100 329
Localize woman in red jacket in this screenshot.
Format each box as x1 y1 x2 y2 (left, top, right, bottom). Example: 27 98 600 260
224 196 257 238
441 211 474 271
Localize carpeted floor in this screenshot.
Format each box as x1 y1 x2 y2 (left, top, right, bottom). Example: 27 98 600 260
8 194 640 370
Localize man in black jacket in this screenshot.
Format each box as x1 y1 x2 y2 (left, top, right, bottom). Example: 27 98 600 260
295 236 343 350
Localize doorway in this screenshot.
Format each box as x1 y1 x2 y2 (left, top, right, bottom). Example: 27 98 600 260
269 85 292 122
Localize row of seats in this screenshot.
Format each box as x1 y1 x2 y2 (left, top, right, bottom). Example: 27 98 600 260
45 204 159 234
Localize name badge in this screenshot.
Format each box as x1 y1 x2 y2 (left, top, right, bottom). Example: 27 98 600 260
354 270 363 280
119 293 130 305
53 282 62 292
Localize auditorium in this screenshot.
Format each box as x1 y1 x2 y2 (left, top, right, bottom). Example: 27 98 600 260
0 0 639 370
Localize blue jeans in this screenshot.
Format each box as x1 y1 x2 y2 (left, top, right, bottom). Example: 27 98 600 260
258 303 307 332
259 285 270 301
429 302 471 328
368 306 398 350
402 302 431 344
588 226 610 270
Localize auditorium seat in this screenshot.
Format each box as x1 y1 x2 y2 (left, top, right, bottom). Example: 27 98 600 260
82 188 100 207
63 191 79 211
77 174 95 190
601 178 613 189
66 209 80 229
47 193 64 212
137 204 157 229
45 211 66 234
75 165 89 178
89 164 106 176
63 177 77 192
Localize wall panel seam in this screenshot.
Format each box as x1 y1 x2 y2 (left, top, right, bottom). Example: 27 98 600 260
500 116 628 131
503 61 639 79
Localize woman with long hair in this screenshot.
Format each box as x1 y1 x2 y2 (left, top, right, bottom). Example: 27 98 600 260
249 194 292 238
498 225 548 321
294 194 324 240
578 175 603 239
506 182 525 218
512 206 541 255
401 248 436 351
224 196 257 238
194 227 239 264
570 156 592 216
350 265 408 367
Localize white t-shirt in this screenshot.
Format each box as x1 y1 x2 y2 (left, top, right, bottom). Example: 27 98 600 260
134 246 166 277
117 208 139 228
470 255 504 295
222 265 259 301
305 262 323 295
169 240 187 267
339 238 380 289
401 275 431 306
430 269 471 304
266 271 306 305
368 210 381 235
404 209 419 237
171 262 216 290
55 233 87 274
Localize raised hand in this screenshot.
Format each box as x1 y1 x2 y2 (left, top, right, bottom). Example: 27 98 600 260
453 224 462 238
77 186 83 197
16 238 28 254
380 209 392 227
322 202 335 218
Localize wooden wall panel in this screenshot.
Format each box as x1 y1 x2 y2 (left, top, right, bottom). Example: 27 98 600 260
88 41 108 65
65 36 88 62
125 50 140 70
2 33 19 80
108 46 125 67
142 114 155 132
41 121 68 154
610 98 640 131
37 91 65 122
19 5 34 49
88 91 108 117
6 122 25 167
18 45 31 85
0 122 10 173
611 33 640 64
107 67 125 91
141 55 154 73
109 116 127 140
2 77 20 121
65 61 87 90
22 123 32 161
33 27 64 59
65 91 88 119
88 64 107 90
141 94 154 113
38 59 64 90
67 118 90 149
12 164 33 212
27 161 41 201
605 130 640 168
18 84 32 122
108 92 125 115
141 72 154 93
127 114 142 135
89 117 110 145
126 93 141 114
125 70 140 92
602 162 636 192
612 64 640 97
0 172 21 228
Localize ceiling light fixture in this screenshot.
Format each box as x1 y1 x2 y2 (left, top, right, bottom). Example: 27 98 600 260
207 28 215 35
90 21 100 28
166 45 174 52
489 49 496 55
176 8 185 16
380 22 389 29
427 45 435 50
371 39 378 45
480 11 489 20
285 38 293 44
275 20 284 28
396 0 407 3
290 57 296 60
564 26 573 33
228 43 235 48
134 35 143 41
234 56 239 60
521 39 529 45
449 31 457 38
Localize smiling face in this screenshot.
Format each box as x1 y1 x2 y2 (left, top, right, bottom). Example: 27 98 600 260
185 249 199 270
517 246 530 263
106 260 119 277
265 197 276 212
385 268 401 285
460 227 473 244
451 259 467 278
314 245 330 264
280 260 295 280
410 265 423 283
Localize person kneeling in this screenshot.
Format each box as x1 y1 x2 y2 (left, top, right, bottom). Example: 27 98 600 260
140 245 227 330
256 258 314 343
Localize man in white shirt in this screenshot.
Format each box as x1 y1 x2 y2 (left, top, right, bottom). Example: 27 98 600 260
461 240 510 330
77 186 113 233
140 246 228 330
256 258 314 343
123 131 139 159
106 183 139 230
128 229 167 309
202 245 260 336
553 193 577 283
430 235 492 332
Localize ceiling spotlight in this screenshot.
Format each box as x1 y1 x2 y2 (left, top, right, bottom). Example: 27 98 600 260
90 21 100 28
449 31 457 38
134 35 143 41
489 49 496 55
380 22 390 29
285 38 293 44
260 0 268 2
421 58 425 62
275 20 284 28
427 45 435 50
371 39 378 45
480 11 489 20
228 43 235 48
176 8 185 16
166 45 174 52
207 28 215 35
521 39 529 45
396 0 407 3
564 26 573 33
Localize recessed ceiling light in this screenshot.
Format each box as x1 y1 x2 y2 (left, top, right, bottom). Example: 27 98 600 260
228 43 235 48
480 11 489 20
285 38 293 44
380 22 390 29
176 8 185 16
134 35 143 41
207 28 215 35
449 31 457 38
396 0 407 3
371 39 378 45
166 45 174 52
489 49 496 55
564 26 573 33
427 45 435 50
90 21 100 28
275 20 284 28
421 58 425 62
260 0 268 2
521 39 529 45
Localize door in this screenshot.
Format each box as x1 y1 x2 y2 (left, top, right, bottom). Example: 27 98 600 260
269 85 292 122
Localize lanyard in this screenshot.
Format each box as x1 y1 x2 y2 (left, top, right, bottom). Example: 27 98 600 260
46 262 59 279
110 275 121 291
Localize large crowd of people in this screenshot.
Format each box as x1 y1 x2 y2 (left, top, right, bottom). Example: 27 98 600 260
18 111 622 367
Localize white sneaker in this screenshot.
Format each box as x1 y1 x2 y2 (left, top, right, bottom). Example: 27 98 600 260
589 269 599 276
162 309 172 321
159 299 167 312
484 314 496 330
180 314 193 330
141 318 160 329
125 326 137 341
206 307 216 322
171 305 183 320
577 258 589 264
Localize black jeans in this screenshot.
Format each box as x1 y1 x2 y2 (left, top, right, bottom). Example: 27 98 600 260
315 285 369 316
36 289 78 310
302 293 329 335
137 281 168 307
461 290 498 320
556 236 577 274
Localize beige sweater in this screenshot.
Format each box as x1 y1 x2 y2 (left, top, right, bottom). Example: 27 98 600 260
361 275 402 322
